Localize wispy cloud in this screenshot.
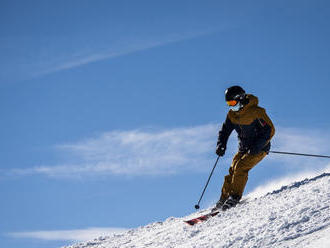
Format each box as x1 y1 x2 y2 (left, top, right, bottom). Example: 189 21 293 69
38 29 217 76
269 127 330 169
0 28 218 81
11 124 218 178
7 227 126 242
7 125 330 179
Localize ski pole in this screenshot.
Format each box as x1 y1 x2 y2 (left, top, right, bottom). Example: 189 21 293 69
269 151 330 159
194 156 220 210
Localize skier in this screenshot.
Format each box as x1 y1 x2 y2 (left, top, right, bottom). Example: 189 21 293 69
214 86 275 211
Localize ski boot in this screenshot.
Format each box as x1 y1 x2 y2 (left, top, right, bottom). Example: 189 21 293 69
211 198 226 212
222 195 240 211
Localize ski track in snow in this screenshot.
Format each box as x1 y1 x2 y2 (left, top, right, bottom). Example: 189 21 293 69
64 173 330 248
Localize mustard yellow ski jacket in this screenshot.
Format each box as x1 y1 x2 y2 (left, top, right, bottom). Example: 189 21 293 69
217 94 275 154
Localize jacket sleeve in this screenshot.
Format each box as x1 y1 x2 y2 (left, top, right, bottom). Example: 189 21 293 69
251 109 275 154
217 115 235 148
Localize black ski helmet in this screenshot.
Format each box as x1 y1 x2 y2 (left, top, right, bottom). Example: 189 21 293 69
225 86 246 101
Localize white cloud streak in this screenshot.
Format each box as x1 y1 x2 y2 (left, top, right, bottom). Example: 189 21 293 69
8 125 330 179
11 124 218 178
268 127 330 169
39 29 217 76
0 28 219 81
7 227 126 242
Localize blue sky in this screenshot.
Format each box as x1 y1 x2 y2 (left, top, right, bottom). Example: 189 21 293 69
1 1 330 247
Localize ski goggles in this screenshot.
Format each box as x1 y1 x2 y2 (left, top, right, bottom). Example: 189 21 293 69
226 100 238 106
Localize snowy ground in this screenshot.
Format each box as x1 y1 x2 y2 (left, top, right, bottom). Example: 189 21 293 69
64 173 330 248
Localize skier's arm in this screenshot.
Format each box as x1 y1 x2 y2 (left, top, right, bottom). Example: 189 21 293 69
250 109 275 154
217 115 235 151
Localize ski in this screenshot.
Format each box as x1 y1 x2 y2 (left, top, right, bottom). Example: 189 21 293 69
184 199 248 225
184 210 220 226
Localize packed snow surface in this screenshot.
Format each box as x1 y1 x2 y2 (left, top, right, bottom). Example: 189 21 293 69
64 173 330 248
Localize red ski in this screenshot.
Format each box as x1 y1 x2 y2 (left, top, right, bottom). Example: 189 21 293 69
184 211 220 226
185 199 248 225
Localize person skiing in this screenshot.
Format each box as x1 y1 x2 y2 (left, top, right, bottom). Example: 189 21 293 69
214 86 275 211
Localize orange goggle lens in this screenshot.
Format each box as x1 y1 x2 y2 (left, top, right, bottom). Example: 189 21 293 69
226 100 238 106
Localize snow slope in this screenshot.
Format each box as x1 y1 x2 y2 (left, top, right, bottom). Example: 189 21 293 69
64 173 330 248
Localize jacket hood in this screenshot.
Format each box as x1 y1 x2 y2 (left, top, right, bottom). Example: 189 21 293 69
245 94 258 109
230 94 259 115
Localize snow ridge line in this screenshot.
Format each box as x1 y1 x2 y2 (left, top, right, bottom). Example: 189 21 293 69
266 172 330 196
63 172 330 248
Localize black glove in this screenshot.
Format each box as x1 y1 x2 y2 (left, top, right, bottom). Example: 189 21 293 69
248 147 262 155
216 144 226 157
249 137 268 155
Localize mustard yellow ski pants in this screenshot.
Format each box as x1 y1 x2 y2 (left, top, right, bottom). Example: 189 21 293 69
221 151 267 200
